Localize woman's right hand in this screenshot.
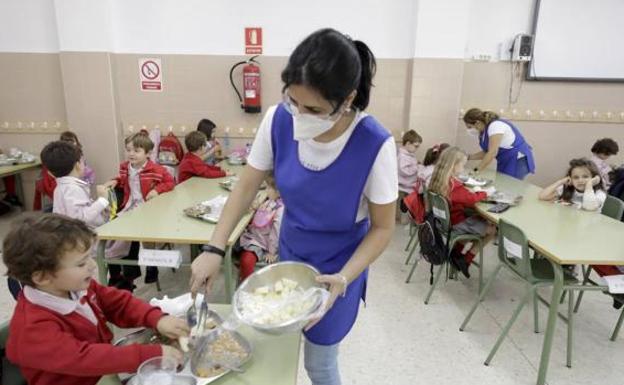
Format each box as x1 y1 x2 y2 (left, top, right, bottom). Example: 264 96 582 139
160 345 184 366
190 252 222 295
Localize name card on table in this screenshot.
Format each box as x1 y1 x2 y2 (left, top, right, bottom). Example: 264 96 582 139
139 248 182 268
601 274 624 294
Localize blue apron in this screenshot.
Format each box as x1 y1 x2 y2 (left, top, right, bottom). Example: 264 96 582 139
271 104 390 345
479 119 535 179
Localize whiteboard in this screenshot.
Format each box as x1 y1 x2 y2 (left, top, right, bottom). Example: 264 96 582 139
529 0 624 81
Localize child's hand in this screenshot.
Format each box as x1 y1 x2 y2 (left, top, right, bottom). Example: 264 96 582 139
560 176 571 186
226 170 235 177
103 180 117 189
265 254 278 264
96 185 108 199
160 345 184 366
590 175 601 186
146 190 159 200
156 315 190 339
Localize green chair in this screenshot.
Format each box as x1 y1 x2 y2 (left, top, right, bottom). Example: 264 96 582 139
413 192 485 303
460 219 579 366
0 321 27 385
573 195 624 341
404 185 428 265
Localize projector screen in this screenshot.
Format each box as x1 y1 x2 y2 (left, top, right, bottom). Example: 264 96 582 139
528 0 624 82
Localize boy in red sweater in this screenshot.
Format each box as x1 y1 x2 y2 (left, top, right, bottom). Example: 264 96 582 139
429 147 496 278
3 214 188 385
178 131 232 184
103 132 175 288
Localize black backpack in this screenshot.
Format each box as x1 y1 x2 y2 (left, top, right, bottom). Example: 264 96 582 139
417 209 452 284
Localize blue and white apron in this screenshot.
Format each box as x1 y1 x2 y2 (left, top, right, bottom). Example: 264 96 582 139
271 104 389 345
479 119 535 179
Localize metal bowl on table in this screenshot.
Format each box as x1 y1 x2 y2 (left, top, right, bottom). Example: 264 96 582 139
232 261 328 335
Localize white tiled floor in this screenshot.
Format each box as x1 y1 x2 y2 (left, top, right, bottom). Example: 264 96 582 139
1 212 622 385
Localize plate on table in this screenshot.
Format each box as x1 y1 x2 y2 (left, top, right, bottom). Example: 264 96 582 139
485 191 523 206
458 175 491 187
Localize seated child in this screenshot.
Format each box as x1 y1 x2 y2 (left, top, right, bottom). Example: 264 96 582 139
590 138 619 190
104 132 175 287
40 141 131 276
59 131 96 185
397 130 423 223
429 147 496 278
197 118 222 165
238 176 284 281
3 214 187 385
178 131 232 184
539 158 606 211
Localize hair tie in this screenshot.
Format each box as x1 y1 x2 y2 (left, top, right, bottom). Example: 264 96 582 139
432 144 440 153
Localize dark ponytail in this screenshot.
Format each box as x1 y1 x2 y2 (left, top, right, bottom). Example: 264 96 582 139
281 28 377 112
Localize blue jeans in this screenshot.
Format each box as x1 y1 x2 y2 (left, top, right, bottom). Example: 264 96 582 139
515 157 530 180
304 338 341 385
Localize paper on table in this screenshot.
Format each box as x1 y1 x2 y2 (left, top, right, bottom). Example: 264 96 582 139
601 274 624 294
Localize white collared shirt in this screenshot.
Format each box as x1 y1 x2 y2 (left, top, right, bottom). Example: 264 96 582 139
23 285 98 325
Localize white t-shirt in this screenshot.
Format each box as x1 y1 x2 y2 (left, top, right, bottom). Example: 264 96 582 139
487 120 525 159
555 185 607 211
247 105 398 222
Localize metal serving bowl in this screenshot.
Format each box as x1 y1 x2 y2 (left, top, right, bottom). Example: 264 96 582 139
232 261 327 335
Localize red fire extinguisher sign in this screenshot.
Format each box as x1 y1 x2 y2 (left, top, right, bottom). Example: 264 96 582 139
245 27 262 55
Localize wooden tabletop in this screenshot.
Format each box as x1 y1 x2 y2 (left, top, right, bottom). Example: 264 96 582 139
96 166 252 245
0 160 41 178
476 170 624 266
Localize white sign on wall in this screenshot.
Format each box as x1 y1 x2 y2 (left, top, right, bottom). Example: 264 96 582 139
139 58 162 92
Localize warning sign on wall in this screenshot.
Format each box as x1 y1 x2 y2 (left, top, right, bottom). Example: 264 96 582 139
245 27 263 55
139 58 162 92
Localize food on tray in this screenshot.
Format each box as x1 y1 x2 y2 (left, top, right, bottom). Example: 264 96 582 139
194 332 249 378
238 278 318 326
183 203 211 218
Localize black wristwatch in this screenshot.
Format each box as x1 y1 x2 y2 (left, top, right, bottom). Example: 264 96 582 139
201 244 226 258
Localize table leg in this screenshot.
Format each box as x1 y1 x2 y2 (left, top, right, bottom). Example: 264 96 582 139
224 246 234 303
14 173 25 210
96 240 108 284
537 260 564 385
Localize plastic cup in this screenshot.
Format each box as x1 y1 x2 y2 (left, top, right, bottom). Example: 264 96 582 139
137 356 177 385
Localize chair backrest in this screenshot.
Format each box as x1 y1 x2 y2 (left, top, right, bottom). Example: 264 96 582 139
601 195 624 221
427 191 452 236
497 219 534 280
1 321 27 385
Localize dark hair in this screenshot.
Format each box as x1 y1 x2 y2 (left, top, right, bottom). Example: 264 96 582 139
197 119 216 139
125 132 154 152
560 158 604 202
423 143 451 166
185 131 207 152
281 28 376 112
40 141 82 178
59 131 82 149
591 138 619 156
463 108 500 127
402 130 422 146
3 213 96 286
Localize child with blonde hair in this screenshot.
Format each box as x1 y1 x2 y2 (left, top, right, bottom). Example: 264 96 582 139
429 147 496 277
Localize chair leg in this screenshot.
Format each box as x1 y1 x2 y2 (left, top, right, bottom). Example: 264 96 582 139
460 263 503 331
405 252 420 283
533 287 540 333
155 278 162 292
478 241 484 295
484 288 532 366
574 266 592 313
567 290 575 368
424 264 445 305
405 224 416 253
404 233 419 265
560 290 567 304
610 307 624 341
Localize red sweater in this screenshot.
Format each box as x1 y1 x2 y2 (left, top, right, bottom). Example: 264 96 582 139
7 280 163 385
449 178 487 225
114 160 175 208
177 152 226 184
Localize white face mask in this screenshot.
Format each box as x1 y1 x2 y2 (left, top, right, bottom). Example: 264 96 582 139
467 128 480 137
291 106 340 141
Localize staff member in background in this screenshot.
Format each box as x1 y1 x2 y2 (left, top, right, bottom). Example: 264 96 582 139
191 28 397 385
463 108 535 179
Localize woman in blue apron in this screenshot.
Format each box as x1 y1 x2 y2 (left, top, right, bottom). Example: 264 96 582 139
463 108 536 179
191 29 397 385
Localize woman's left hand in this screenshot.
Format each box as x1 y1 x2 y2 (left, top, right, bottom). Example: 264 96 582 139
304 274 347 331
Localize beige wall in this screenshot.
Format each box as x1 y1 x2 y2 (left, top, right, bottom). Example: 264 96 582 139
3 53 624 206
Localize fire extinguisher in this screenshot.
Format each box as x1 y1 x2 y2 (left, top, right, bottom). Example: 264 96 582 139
229 55 261 113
